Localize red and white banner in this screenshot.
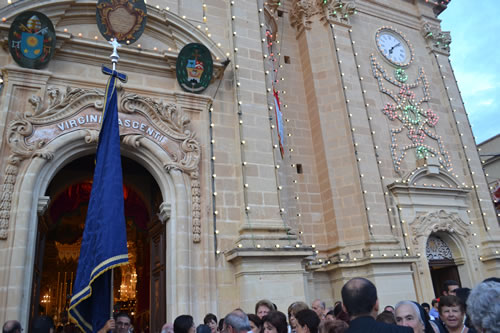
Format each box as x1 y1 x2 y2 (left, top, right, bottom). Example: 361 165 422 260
273 89 284 158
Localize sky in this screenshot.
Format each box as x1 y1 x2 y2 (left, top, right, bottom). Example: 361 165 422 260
439 1 500 144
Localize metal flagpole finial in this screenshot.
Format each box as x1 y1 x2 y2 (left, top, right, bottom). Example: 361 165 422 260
109 38 121 71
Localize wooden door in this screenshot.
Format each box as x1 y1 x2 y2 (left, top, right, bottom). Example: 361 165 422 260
29 216 48 329
429 260 461 297
149 220 166 333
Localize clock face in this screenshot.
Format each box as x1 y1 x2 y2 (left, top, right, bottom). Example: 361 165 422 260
375 28 413 67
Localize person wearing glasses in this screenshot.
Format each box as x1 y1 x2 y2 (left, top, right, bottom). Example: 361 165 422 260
98 312 132 333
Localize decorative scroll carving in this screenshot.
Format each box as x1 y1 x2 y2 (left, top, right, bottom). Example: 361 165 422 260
290 0 321 32
410 210 470 247
421 22 451 55
1 86 203 242
28 86 104 120
426 235 453 260
320 0 356 24
0 116 54 239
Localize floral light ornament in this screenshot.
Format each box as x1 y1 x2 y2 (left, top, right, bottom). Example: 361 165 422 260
371 56 452 173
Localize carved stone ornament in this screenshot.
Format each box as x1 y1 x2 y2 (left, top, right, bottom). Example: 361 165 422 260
410 210 470 247
265 0 282 14
320 0 356 24
426 235 453 260
421 22 451 55
290 0 321 32
0 86 203 242
0 116 54 239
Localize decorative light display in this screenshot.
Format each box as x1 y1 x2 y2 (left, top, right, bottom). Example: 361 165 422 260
371 55 452 174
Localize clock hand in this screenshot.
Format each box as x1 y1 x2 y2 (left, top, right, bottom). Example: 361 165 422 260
389 42 401 55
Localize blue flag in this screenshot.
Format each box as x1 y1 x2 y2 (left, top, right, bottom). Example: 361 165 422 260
69 70 129 333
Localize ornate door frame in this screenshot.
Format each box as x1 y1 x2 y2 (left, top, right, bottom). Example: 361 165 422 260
0 80 209 327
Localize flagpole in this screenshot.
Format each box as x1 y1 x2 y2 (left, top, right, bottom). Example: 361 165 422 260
108 38 120 321
110 268 114 319
69 34 129 333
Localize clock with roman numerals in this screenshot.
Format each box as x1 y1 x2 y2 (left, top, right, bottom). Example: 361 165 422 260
375 27 413 67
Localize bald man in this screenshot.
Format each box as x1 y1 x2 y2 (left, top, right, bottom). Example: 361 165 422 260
2 320 22 333
341 278 412 333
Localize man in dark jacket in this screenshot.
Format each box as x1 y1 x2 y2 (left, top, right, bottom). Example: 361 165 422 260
341 277 412 333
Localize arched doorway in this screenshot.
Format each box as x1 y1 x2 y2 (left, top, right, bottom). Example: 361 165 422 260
426 234 461 297
29 154 164 332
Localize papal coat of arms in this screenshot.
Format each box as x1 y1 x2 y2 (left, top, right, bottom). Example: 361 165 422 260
176 43 213 93
8 11 56 69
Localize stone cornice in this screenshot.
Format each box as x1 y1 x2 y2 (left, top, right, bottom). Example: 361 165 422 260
311 255 418 272
225 247 315 263
389 184 469 197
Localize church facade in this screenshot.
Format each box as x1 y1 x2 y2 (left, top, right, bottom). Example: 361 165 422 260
0 0 498 331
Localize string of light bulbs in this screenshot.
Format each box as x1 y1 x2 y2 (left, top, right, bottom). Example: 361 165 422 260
346 27 403 242
330 23 374 237
434 53 490 233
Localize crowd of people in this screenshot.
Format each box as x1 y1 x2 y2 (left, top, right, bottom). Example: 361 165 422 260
3 277 498 333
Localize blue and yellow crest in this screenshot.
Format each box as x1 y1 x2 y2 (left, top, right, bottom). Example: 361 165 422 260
20 32 43 59
8 11 56 69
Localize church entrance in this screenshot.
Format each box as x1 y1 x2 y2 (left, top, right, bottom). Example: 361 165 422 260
426 235 461 298
29 155 165 332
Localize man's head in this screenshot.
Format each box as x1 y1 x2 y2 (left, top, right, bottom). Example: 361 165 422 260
115 313 131 333
420 303 430 313
294 310 320 333
383 305 394 313
431 299 439 309
341 277 378 318
311 300 325 319
442 280 460 296
174 315 195 333
224 310 251 333
2 321 22 333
